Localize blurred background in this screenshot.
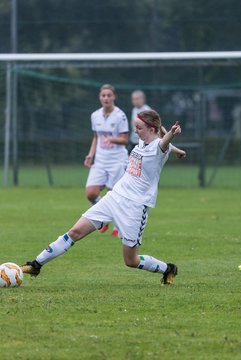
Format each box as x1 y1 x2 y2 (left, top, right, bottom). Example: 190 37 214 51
0 0 241 187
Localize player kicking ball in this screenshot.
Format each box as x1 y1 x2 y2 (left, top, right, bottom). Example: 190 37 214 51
21 110 183 285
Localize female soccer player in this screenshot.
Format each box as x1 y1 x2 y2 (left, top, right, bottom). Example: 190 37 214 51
130 90 185 159
84 84 129 236
21 110 182 285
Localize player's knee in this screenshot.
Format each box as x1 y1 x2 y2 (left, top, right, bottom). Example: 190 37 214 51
124 257 138 268
86 193 95 202
85 188 99 202
68 227 82 241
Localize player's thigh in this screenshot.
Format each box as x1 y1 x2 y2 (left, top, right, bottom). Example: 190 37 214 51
86 165 107 187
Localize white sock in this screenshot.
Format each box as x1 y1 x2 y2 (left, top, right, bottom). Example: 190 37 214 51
36 233 75 265
138 255 167 273
91 195 102 205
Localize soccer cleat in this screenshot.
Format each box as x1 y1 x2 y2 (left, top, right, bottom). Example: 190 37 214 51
98 224 109 233
162 263 178 285
111 229 118 237
20 260 42 277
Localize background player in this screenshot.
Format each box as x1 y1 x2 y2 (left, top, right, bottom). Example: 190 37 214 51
21 110 183 286
129 90 151 152
84 84 129 236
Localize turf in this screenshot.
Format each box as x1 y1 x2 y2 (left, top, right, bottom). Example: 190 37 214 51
0 188 240 359
1 164 241 188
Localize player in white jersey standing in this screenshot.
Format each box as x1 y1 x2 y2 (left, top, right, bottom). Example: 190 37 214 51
129 90 151 152
84 84 129 236
21 110 182 285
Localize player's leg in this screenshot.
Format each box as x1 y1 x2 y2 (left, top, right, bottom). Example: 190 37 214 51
21 217 96 276
106 162 127 237
122 245 178 285
21 193 114 276
86 166 109 233
113 196 178 285
37 217 96 264
85 165 107 205
85 185 103 205
123 245 167 270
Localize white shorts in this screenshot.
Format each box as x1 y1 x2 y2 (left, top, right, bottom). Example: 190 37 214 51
82 191 149 247
86 163 126 189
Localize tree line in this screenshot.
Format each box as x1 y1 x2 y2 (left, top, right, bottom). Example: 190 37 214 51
0 0 241 53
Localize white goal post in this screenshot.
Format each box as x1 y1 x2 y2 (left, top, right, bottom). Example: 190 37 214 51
1 51 241 62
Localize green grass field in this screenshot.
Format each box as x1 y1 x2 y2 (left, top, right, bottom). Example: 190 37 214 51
1 164 241 188
0 188 241 359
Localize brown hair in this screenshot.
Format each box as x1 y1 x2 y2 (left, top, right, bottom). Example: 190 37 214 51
160 125 167 137
99 84 116 96
137 110 160 133
138 110 167 137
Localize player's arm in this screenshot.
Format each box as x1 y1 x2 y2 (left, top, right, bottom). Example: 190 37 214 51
84 132 97 167
159 122 181 152
160 122 185 158
170 144 186 159
105 132 129 146
160 125 184 157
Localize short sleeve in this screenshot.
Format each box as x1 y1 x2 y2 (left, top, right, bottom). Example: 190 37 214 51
158 140 172 157
91 114 96 131
117 111 129 133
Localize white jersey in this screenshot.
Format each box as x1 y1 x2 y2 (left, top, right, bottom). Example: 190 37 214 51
113 138 171 208
91 106 129 166
130 104 151 144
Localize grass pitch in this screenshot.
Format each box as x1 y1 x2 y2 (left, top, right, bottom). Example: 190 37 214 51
1 164 241 188
0 188 240 359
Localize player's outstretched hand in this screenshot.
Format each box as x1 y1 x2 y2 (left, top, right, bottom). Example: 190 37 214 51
171 121 181 136
176 149 186 159
84 155 93 168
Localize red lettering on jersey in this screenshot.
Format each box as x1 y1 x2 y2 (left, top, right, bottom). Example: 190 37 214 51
127 152 142 177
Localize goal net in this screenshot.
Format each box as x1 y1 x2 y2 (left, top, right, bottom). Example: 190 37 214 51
0 52 241 187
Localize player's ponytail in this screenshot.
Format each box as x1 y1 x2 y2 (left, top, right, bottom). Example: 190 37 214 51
160 125 167 138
